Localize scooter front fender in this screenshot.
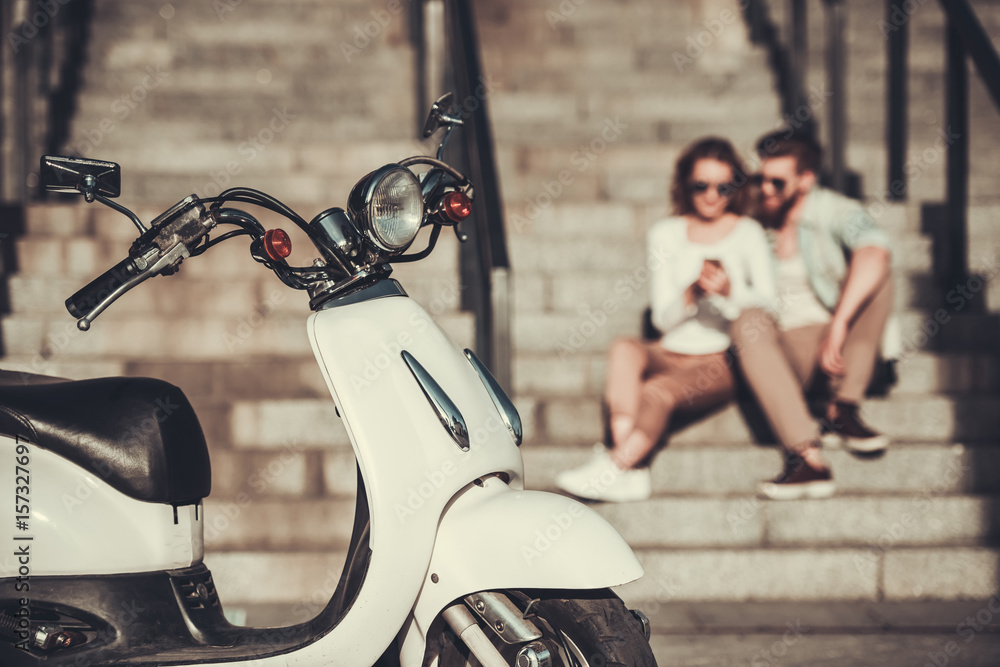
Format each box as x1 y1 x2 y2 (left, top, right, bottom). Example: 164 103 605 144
399 476 643 666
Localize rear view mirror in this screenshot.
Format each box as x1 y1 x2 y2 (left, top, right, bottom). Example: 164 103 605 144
422 92 461 138
40 155 121 199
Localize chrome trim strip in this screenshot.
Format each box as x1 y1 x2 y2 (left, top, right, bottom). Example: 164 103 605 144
401 350 470 451
315 278 407 310
464 349 522 446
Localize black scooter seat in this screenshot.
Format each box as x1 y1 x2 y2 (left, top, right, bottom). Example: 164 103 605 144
0 370 210 504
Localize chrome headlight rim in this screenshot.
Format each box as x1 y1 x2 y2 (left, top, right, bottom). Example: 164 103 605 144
348 164 424 254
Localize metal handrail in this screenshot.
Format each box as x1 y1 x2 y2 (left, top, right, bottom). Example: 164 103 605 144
743 0 815 139
743 0 849 192
939 0 1000 111
887 0 1000 286
0 0 91 203
417 0 512 391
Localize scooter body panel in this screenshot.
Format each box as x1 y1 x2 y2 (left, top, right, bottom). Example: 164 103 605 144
0 436 203 577
195 295 526 666
398 476 644 666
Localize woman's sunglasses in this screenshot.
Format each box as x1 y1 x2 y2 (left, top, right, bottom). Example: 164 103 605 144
688 181 737 197
750 174 788 193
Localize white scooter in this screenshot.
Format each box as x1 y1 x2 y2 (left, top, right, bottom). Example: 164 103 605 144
0 95 656 666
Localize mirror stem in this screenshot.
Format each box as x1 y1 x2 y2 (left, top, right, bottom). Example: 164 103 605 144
94 194 148 233
436 124 456 160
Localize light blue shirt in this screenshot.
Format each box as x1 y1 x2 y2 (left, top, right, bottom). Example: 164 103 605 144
795 185 892 310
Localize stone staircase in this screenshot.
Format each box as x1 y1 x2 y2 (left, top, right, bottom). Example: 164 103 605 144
1 0 999 616
478 0 1000 608
0 0 470 607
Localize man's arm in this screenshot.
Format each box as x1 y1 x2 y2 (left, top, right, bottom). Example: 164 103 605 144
820 246 891 375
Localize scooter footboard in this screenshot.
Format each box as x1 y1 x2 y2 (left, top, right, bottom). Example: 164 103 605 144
398 476 643 666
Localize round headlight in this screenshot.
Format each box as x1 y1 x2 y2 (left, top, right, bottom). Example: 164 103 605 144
348 165 423 253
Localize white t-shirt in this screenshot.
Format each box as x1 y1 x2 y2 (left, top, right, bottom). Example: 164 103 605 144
648 216 776 355
774 252 833 330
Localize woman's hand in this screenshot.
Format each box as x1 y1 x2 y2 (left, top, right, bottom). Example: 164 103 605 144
696 260 731 297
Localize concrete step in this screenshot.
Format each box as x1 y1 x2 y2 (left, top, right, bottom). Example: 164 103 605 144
199 487 1000 551
9 227 460 279
522 442 1000 497
89 0 407 47
202 544 1000 606
0 310 475 361
526 392 1000 446
509 348 1000 399
74 60 414 111
618 546 1000 602
87 36 411 80
203 498 356 551
597 494 1000 550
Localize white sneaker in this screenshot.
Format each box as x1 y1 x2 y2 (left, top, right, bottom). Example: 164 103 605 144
554 443 651 502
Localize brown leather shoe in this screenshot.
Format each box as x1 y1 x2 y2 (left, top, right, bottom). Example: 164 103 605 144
822 400 889 453
757 449 835 500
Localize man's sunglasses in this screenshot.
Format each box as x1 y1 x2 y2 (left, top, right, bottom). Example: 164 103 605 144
688 181 737 197
751 174 788 193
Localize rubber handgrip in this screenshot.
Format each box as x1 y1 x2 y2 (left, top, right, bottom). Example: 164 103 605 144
65 257 140 319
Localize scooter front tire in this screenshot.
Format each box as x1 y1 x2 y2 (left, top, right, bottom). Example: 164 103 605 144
432 588 657 667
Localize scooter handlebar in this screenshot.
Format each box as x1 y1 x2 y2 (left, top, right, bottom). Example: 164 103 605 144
65 256 142 319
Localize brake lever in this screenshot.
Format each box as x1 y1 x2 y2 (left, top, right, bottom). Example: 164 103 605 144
75 243 189 331
76 266 155 331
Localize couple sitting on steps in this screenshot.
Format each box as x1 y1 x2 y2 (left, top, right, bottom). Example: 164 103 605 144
555 131 894 503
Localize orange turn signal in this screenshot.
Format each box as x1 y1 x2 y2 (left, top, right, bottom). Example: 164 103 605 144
263 229 292 260
442 191 472 223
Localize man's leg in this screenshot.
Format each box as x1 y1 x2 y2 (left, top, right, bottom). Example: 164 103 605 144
834 275 894 403
731 309 820 453
732 310 835 499
825 276 894 452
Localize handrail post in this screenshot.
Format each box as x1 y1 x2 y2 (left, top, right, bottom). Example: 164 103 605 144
824 0 847 193
443 0 512 392
945 16 969 287
886 0 908 201
788 0 808 114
